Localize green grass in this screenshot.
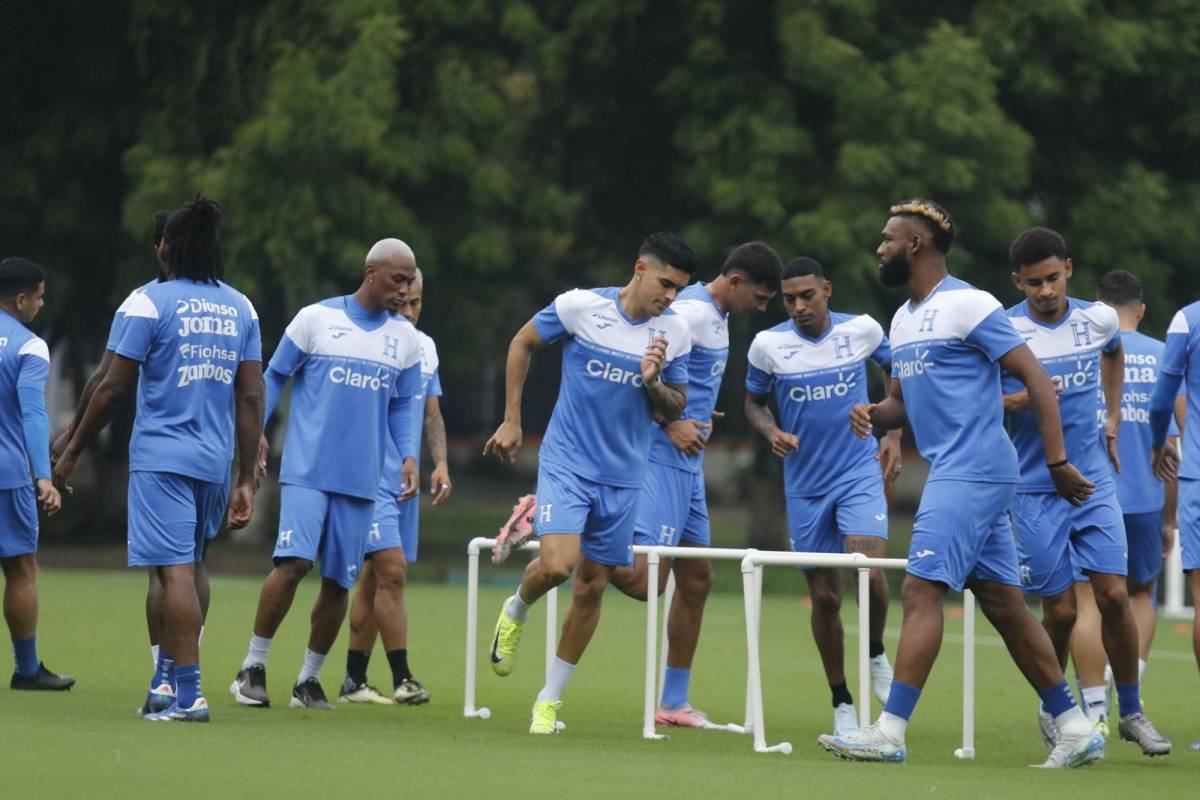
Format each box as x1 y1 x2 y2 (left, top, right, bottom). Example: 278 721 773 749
1 569 1197 799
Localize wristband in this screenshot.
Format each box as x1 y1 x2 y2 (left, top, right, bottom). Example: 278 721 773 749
1046 459 1068 470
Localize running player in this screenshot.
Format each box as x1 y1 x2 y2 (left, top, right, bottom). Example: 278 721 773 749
231 239 421 711
340 268 449 706
745 256 900 736
1002 229 1169 755
606 241 781 728
818 199 1103 768
0 257 69 691
54 198 264 721
483 233 696 735
1069 269 1183 731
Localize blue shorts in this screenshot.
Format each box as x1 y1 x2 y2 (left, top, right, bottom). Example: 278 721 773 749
365 493 419 562
274 484 376 589
128 471 229 567
1124 511 1164 586
534 462 639 567
1012 482 1127 597
1180 478 1200 571
785 473 888 556
0 484 38 558
631 462 710 548
906 479 1021 592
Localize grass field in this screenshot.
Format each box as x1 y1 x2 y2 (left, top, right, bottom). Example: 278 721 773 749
1 569 1197 799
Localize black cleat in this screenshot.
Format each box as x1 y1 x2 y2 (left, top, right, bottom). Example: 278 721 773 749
291 677 333 710
10 663 75 691
229 664 270 707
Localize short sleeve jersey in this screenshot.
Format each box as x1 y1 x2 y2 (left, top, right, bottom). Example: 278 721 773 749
1110 330 1180 512
745 312 890 497
533 287 692 487
888 276 1024 483
648 283 729 474
376 330 442 501
269 297 422 501
0 312 50 489
1161 302 1200 480
1003 298 1120 492
114 279 263 484
105 280 159 351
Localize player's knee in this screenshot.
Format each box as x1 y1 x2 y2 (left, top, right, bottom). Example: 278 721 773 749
677 567 713 601
274 558 313 584
1092 583 1130 617
541 559 575 585
1 554 37 583
810 584 842 615
375 561 407 593
1043 601 1077 633
900 575 943 614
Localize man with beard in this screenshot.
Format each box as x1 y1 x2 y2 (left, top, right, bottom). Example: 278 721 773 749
818 199 1104 768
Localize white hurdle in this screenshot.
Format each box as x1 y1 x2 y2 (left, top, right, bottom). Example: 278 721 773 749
463 536 558 721
739 551 977 757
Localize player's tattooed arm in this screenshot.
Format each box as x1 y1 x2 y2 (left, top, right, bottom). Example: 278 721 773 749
484 321 545 463
744 391 798 457
1100 340 1124 471
424 395 452 505
1000 343 1094 506
641 337 686 423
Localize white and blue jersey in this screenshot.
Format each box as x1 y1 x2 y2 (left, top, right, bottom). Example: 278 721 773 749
0 312 51 558
533 287 691 487
889 277 1026 590
265 296 422 501
1153 302 1200 570
1111 330 1179 514
105 280 158 351
116 279 263 484
1003 298 1121 492
746 312 890 497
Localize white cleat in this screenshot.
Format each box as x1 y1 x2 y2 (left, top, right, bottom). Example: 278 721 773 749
1034 727 1105 768
869 654 894 706
818 722 906 763
1037 707 1058 753
833 703 860 737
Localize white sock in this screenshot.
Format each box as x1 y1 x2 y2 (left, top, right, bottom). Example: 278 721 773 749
242 634 272 670
507 590 532 623
298 649 327 683
151 644 160 671
1138 658 1147 681
198 625 205 648
1055 705 1092 736
536 657 576 702
877 711 907 742
1081 685 1107 723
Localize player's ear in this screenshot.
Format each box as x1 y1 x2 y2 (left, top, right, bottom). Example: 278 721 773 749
1063 258 1073 280
1137 303 1146 322
823 280 833 300
1010 271 1023 289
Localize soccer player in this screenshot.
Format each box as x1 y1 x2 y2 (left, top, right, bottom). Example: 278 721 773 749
54 197 264 721
1069 269 1183 730
745 256 900 736
606 241 782 728
818 199 1103 768
483 233 696 735
231 239 421 711
0 257 69 691
1002 229 1169 755
340 267 449 706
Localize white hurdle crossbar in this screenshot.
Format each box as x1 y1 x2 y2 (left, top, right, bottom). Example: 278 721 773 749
463 537 558 721
740 551 977 758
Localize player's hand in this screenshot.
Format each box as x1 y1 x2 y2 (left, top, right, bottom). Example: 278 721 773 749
1104 417 1120 473
50 430 71 465
877 435 902 486
227 484 255 529
1162 522 1177 560
766 427 799 458
429 462 452 506
641 337 668 385
36 478 61 516
51 451 78 495
483 420 523 464
666 419 711 456
1152 442 1180 483
1049 462 1095 507
1004 383 1063 414
398 456 419 500
849 403 876 439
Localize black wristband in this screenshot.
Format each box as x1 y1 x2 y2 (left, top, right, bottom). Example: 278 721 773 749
1046 459 1068 470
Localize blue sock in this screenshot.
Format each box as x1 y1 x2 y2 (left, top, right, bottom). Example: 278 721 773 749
1115 681 1141 718
12 636 38 678
175 664 201 708
883 680 921 721
661 667 691 708
1038 681 1077 717
153 652 175 689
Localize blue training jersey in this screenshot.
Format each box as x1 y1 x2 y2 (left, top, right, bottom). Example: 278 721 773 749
648 282 728 474
105 280 159 351
746 312 890 497
533 287 692 488
1109 330 1180 513
268 296 422 501
1158 302 1200 480
0 312 51 488
1003 298 1120 493
376 330 442 502
115 279 263 484
889 276 1024 483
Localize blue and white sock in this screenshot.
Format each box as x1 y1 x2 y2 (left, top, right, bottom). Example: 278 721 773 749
150 644 160 672
879 680 921 741
12 636 38 679
1115 681 1142 718
153 652 175 690
175 664 201 708
661 666 691 708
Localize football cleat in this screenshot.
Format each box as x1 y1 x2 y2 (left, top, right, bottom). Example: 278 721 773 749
1119 712 1171 756
655 703 710 728
229 664 270 707
492 495 536 565
489 597 526 677
529 699 562 735
338 675 392 705
10 663 75 691
393 677 430 706
290 677 334 710
818 722 906 763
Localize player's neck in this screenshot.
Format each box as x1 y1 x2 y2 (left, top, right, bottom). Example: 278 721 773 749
618 282 653 320
1116 308 1140 332
350 284 386 315
795 311 830 339
906 261 949 306
705 276 731 314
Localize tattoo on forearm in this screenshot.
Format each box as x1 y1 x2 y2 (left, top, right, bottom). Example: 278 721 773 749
424 414 447 465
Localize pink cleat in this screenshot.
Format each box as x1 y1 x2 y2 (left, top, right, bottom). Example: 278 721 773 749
655 704 711 728
493 494 537 565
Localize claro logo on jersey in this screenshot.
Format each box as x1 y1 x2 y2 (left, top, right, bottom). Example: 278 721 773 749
175 298 240 338
788 370 857 403
1049 357 1096 390
586 359 643 387
330 366 390 391
894 347 934 379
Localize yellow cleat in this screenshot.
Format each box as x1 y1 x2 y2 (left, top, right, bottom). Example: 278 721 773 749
530 699 562 734
1095 718 1110 739
489 597 526 677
